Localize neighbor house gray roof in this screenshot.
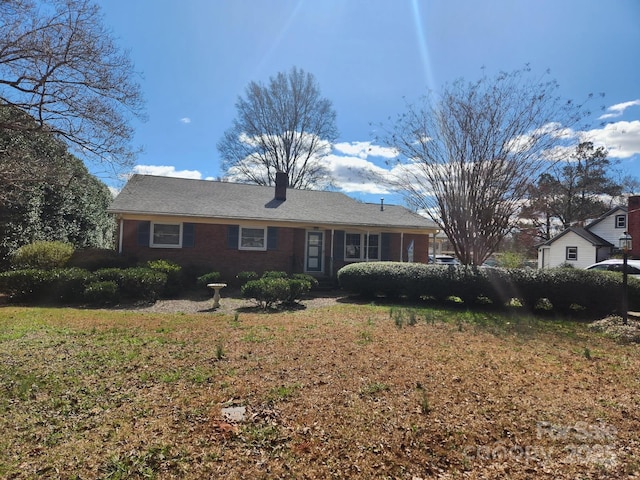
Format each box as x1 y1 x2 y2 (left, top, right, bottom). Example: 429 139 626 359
109 175 437 232
538 226 613 247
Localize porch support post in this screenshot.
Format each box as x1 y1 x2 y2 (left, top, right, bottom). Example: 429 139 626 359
330 229 335 278
400 232 404 262
118 218 124 254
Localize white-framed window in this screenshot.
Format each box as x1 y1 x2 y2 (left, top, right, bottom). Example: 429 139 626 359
151 222 182 248
566 246 578 261
345 233 380 261
239 226 267 251
615 214 626 229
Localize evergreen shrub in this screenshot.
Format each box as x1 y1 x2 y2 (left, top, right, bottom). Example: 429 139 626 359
337 262 640 317
11 241 74 269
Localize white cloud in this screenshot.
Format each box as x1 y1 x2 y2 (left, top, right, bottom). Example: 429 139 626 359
598 100 640 120
582 120 640 159
325 153 392 194
132 165 204 179
179 117 192 124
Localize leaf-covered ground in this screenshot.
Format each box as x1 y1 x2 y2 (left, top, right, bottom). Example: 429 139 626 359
1 300 640 479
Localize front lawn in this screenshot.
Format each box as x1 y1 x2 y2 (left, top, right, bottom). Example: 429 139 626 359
1 304 639 479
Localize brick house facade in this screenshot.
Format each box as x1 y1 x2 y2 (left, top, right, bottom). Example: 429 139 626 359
109 174 438 281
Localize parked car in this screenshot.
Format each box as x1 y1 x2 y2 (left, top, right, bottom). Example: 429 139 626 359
428 255 460 265
585 259 640 277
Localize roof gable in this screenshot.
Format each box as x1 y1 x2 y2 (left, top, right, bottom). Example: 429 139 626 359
538 226 613 247
109 174 437 231
585 205 627 229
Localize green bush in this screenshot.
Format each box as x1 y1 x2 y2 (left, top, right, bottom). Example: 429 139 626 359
84 280 120 305
96 267 166 302
0 268 95 303
67 248 133 270
117 268 167 302
241 274 314 308
337 262 640 317
242 277 290 309
236 271 258 286
292 273 319 289
261 271 289 279
0 269 53 301
196 271 222 289
146 259 182 297
11 241 75 269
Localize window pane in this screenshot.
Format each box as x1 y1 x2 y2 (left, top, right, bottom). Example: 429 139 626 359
345 233 361 259
366 234 379 259
153 224 180 245
240 228 265 249
566 247 577 261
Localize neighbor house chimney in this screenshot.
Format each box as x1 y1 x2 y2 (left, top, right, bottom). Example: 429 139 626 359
275 171 288 201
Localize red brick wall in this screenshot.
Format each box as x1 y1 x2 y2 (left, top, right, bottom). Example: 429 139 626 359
120 220 302 281
628 196 640 258
119 220 433 278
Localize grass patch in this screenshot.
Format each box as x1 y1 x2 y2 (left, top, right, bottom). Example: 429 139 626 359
0 304 638 478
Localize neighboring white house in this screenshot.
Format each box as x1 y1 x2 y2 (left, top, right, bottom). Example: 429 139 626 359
537 206 628 269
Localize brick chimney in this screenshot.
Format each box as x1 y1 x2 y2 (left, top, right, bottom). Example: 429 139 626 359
275 171 288 201
628 195 640 257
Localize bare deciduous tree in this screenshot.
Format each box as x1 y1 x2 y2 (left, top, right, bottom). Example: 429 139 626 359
218 67 338 189
0 0 145 172
522 142 621 241
384 67 593 265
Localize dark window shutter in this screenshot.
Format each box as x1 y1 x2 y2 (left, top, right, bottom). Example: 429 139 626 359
267 227 278 250
227 225 239 249
381 233 391 261
137 221 150 246
334 230 345 260
183 223 195 247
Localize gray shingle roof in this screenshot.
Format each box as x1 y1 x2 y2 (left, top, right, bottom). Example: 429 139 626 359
538 226 613 247
109 175 437 232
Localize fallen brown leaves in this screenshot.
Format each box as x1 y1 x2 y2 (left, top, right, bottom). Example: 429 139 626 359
1 302 639 479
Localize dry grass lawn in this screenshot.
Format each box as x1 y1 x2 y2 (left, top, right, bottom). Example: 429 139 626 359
1 298 640 479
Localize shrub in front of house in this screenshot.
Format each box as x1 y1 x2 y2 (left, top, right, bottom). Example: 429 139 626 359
10 241 75 270
67 248 134 270
241 273 314 309
0 268 95 303
337 262 640 317
0 266 167 305
115 267 167 302
84 280 120 306
236 271 259 286
146 259 183 297
196 271 222 290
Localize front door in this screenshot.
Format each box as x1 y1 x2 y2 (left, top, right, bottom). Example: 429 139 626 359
306 231 324 273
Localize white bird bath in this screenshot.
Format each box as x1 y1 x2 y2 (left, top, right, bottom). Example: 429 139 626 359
207 283 227 309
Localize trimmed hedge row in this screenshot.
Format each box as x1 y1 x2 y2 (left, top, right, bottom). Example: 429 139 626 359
0 267 167 305
337 262 640 317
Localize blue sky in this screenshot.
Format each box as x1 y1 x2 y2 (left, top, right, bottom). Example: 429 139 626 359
99 0 640 205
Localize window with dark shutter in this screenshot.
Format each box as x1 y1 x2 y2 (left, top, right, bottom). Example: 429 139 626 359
183 223 195 247
267 227 278 250
137 221 150 246
227 225 239 249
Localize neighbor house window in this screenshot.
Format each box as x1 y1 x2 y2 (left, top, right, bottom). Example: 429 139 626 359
151 223 181 248
616 214 626 229
566 246 578 261
345 233 380 261
239 226 267 251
